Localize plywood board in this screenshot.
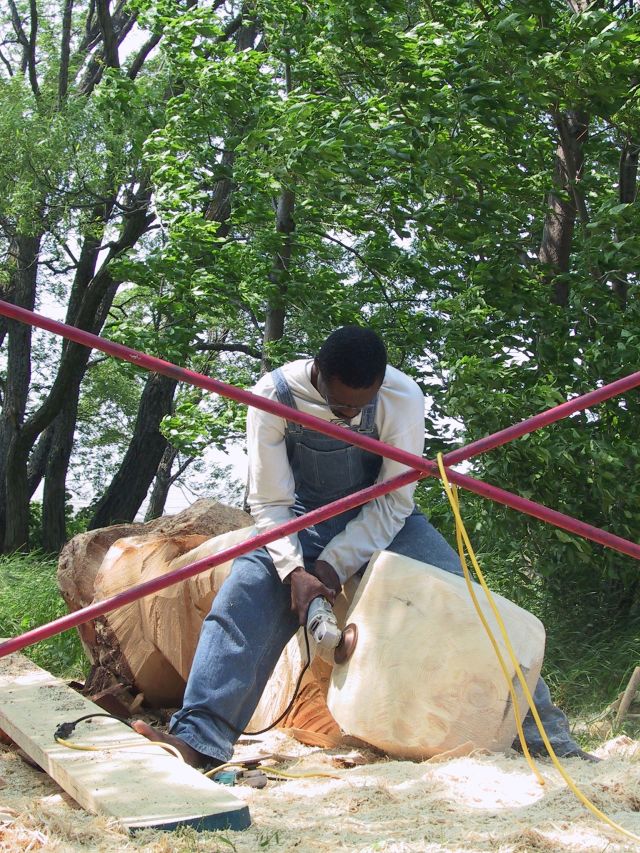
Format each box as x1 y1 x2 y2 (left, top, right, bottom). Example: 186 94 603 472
0 651 250 832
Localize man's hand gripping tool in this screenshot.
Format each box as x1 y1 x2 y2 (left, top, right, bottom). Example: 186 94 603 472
306 596 358 664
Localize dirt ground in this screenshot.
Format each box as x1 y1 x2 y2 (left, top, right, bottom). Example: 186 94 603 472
2 730 640 852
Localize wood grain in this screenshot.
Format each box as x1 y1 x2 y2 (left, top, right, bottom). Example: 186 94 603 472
327 551 545 759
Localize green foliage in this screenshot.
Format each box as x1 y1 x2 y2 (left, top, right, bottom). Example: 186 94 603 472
0 552 86 677
71 358 145 499
126 0 640 642
542 614 640 717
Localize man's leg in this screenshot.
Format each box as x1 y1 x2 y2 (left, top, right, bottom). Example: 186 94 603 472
519 679 596 760
385 506 464 577
168 547 299 765
385 509 592 759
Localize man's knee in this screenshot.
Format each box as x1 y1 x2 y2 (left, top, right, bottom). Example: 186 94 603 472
219 548 286 606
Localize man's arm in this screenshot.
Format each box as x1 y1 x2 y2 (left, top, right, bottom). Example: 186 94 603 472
246 376 341 623
245 389 304 582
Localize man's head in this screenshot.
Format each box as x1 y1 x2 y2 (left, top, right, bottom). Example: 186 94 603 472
312 326 387 420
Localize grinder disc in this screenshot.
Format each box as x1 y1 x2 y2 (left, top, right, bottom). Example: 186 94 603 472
334 622 358 664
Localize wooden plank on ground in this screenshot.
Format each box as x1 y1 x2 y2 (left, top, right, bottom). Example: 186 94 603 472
0 651 251 832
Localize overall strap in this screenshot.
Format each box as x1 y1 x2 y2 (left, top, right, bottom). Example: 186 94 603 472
271 368 303 435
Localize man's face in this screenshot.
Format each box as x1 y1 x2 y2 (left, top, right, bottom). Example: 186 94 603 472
316 371 382 421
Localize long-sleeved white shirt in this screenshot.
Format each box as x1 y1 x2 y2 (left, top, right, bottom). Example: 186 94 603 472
246 359 426 584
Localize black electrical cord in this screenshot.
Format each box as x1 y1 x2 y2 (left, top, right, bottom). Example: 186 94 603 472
54 627 312 743
54 713 133 741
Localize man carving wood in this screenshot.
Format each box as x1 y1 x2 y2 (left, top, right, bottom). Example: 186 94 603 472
134 326 594 766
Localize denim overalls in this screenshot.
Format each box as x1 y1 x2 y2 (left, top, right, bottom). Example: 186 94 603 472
171 368 581 763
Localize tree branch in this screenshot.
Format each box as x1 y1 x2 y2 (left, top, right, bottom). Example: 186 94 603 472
8 0 39 95
0 46 14 77
58 0 74 104
195 341 262 359
80 0 98 51
95 0 120 68
127 33 161 79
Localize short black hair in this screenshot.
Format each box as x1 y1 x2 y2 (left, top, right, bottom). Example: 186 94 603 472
315 326 387 388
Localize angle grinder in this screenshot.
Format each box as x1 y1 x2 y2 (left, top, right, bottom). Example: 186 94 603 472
306 596 358 664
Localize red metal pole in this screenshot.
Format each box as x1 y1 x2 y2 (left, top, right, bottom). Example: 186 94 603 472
1 300 638 557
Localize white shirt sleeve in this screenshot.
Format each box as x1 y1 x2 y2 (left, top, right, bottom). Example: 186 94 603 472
245 375 304 581
319 374 425 583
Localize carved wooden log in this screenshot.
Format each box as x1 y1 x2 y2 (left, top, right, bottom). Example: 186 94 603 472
56 501 346 744
327 551 546 760
57 500 253 707
92 526 256 707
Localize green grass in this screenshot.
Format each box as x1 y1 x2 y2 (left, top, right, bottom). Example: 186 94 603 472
0 551 87 679
543 618 640 716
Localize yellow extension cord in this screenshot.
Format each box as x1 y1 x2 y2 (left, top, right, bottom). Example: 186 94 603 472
436 452 640 845
55 735 184 761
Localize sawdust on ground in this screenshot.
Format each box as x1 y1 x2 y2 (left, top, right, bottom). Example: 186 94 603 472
1 732 640 852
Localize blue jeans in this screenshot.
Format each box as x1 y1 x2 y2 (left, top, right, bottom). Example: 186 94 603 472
171 508 579 762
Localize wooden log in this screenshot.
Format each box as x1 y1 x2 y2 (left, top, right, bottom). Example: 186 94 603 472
327 550 546 759
56 502 355 745
0 652 250 832
615 666 640 727
56 500 253 708
93 526 255 706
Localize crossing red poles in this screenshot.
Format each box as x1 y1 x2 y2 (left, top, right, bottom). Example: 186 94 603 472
0 468 422 659
0 300 638 659
1 300 639 560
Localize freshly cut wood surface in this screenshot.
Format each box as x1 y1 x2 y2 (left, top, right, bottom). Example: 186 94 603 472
0 651 250 832
93 526 256 705
56 500 253 708
327 550 546 759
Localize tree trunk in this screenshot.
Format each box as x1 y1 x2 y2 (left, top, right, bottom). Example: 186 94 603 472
612 139 639 309
538 110 589 306
144 444 179 521
0 233 41 550
27 426 54 499
40 388 81 553
261 187 295 373
88 373 178 529
1 185 153 552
